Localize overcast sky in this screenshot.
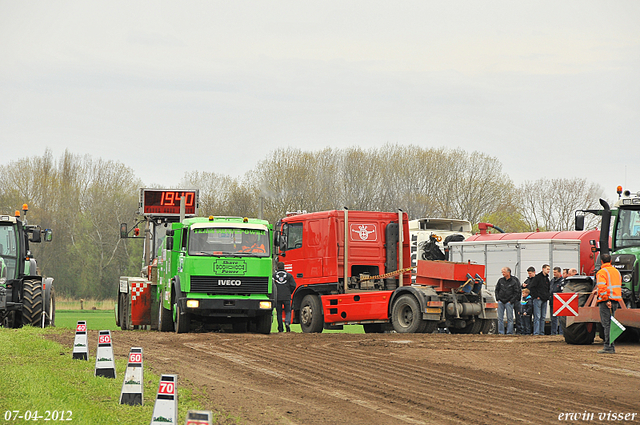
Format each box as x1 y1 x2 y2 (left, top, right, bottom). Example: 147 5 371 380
1 1 639 199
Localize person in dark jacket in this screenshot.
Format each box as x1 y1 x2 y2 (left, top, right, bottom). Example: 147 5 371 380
518 288 533 335
528 264 550 335
273 262 297 332
549 266 565 335
494 267 520 335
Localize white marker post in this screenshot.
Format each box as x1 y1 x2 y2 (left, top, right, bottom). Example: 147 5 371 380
120 347 144 405
94 330 116 378
151 374 178 425
72 321 89 360
185 410 213 425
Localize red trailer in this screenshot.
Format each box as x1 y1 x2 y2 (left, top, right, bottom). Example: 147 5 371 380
275 209 498 333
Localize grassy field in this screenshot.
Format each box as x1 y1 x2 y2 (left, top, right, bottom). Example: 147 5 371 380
56 310 119 331
56 297 116 311
0 326 221 424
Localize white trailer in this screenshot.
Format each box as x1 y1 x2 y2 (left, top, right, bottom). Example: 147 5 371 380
448 239 581 294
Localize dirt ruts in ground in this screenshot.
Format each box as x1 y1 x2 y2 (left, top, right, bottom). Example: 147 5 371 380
49 331 640 424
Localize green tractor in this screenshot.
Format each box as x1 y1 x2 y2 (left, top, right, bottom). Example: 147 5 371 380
0 204 55 328
564 188 640 344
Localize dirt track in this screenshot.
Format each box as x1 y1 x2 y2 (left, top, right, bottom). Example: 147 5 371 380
50 330 640 424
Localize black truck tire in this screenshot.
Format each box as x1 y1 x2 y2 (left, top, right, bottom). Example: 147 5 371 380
119 292 129 330
175 302 190 334
391 294 426 333
300 294 324 333
480 319 495 334
158 302 173 332
22 279 44 326
561 277 596 345
255 313 272 334
421 321 439 333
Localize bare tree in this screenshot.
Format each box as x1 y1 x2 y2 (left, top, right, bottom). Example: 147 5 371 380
519 178 604 231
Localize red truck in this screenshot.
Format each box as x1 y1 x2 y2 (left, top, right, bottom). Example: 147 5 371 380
275 209 498 333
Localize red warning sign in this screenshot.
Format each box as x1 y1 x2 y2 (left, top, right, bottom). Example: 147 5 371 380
553 292 579 317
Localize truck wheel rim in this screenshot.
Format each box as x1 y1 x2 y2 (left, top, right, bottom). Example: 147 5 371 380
399 305 413 327
301 305 313 325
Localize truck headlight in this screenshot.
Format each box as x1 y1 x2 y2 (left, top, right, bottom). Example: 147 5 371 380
259 301 272 309
186 300 199 308
623 274 632 283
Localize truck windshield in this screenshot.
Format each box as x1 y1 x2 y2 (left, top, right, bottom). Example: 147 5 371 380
189 227 270 257
0 223 18 281
614 208 640 250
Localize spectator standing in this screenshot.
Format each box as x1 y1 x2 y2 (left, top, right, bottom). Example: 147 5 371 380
273 262 297 333
568 268 578 276
518 288 533 335
522 267 536 290
517 267 535 334
495 267 520 335
594 253 623 354
562 269 569 279
529 264 551 335
549 267 565 335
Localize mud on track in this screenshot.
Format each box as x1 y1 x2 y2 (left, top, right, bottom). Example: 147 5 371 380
50 331 640 424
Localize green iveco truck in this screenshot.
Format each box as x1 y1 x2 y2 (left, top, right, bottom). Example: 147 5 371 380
117 188 274 334
157 215 274 334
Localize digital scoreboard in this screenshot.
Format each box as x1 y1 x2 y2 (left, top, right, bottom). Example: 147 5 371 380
139 188 199 217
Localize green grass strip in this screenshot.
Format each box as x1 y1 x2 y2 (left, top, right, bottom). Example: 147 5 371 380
0 326 211 424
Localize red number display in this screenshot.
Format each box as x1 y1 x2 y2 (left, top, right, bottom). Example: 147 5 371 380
141 189 198 216
99 335 111 344
159 382 175 395
76 324 86 332
129 353 142 363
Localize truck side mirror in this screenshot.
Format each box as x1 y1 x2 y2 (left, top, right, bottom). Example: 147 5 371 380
120 223 128 239
29 228 41 243
273 231 280 248
575 213 585 231
166 236 174 251
278 224 288 251
44 229 53 242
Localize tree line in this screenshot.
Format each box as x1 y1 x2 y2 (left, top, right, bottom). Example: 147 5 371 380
0 146 603 299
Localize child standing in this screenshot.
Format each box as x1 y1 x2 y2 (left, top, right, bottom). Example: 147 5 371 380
518 288 533 335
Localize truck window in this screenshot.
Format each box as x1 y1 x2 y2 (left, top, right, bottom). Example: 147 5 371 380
286 223 303 250
0 223 18 280
615 208 640 249
189 227 270 257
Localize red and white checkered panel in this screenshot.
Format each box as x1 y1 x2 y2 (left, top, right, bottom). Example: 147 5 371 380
131 281 149 301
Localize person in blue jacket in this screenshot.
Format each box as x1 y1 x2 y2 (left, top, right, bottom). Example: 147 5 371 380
518 288 533 335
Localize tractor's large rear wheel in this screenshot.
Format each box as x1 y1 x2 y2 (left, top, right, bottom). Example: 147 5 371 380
561 278 596 345
22 279 44 327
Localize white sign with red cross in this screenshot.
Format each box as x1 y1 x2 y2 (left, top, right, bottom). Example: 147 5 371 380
553 292 579 317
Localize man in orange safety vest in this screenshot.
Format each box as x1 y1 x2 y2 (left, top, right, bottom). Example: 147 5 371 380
594 253 623 354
